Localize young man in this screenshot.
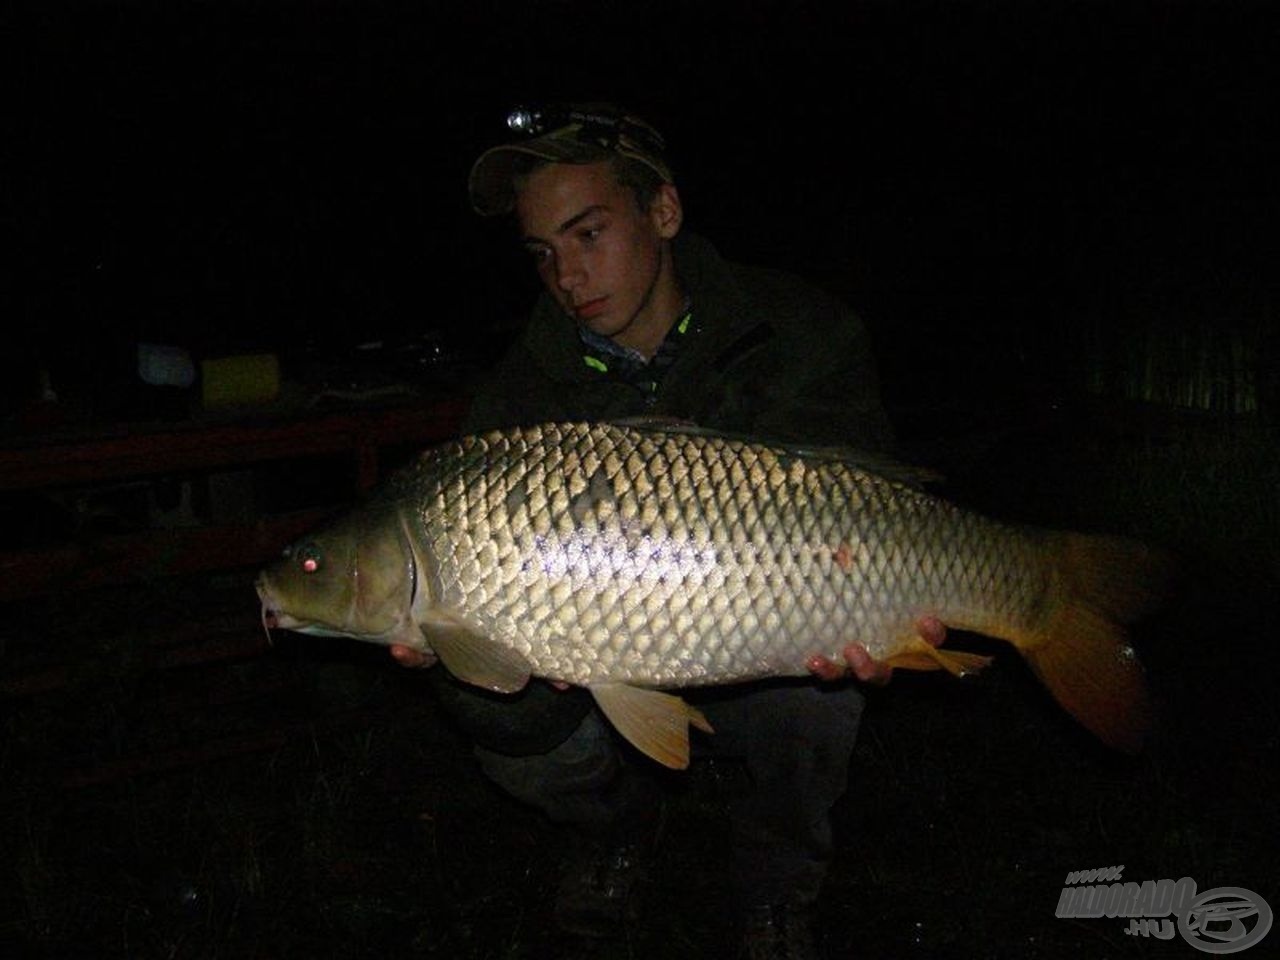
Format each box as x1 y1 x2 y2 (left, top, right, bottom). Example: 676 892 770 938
393 104 941 959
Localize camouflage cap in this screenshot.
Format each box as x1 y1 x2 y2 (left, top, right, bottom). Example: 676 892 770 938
467 103 674 216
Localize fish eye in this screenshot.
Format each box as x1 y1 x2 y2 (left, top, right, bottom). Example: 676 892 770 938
294 542 323 574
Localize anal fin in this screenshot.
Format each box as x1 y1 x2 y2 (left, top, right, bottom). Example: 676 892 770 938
883 634 993 678
589 683 714 770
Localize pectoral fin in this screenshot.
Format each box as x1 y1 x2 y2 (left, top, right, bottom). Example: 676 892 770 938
589 683 714 770
420 611 531 694
882 634 993 678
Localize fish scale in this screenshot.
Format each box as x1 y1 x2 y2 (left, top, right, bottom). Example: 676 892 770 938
397 422 1031 686
259 419 1165 767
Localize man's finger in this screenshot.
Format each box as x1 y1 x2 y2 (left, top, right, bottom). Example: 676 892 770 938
806 654 847 682
843 643 893 686
918 615 947 648
390 644 434 669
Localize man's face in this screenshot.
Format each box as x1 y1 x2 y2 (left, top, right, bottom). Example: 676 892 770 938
515 161 682 353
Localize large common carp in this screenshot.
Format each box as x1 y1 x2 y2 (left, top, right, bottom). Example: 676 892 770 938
256 420 1165 768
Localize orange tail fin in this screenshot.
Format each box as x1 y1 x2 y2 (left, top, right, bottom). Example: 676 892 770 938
1014 533 1170 753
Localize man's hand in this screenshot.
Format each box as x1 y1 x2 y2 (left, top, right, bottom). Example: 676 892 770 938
806 616 947 687
389 644 436 669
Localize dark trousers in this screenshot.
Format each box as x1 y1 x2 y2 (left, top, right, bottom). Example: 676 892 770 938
431 672 865 906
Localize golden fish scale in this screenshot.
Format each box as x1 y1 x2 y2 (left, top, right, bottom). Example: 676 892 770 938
397 422 1048 686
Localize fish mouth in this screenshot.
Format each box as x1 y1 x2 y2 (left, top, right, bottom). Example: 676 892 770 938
261 608 304 630
255 575 302 631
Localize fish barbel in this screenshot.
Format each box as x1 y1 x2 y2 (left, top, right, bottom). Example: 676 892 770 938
256 420 1165 768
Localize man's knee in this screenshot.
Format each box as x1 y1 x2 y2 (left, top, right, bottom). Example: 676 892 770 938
475 711 647 831
428 669 594 755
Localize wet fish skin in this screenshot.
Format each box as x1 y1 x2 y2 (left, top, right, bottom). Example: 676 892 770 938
257 421 1164 768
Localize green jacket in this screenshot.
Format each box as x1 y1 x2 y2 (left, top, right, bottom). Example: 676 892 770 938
465 232 894 451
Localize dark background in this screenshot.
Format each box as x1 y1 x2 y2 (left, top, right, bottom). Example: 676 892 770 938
9 0 1275 420
4 3 1279 959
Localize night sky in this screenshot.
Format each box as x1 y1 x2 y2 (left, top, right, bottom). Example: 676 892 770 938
10 0 1276 415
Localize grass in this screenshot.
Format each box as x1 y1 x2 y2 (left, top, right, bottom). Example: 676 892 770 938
2 396 1277 959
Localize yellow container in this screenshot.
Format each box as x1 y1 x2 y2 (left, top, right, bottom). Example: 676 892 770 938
201 354 280 408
